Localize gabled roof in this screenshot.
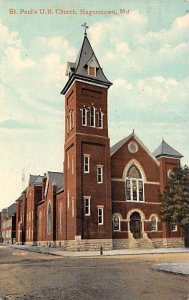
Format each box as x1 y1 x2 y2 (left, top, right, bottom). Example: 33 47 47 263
48 171 64 191
110 132 134 156
7 203 16 216
56 186 64 195
29 175 38 185
1 208 8 217
110 131 159 165
153 140 183 159
61 35 112 95
29 174 44 186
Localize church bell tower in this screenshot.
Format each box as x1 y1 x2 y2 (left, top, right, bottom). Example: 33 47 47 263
61 24 113 245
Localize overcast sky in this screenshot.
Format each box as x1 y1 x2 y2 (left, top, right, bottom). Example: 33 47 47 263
0 0 188 210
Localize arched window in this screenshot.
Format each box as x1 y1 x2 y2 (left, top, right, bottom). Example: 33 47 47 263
69 110 74 130
66 116 69 133
113 215 121 231
47 201 52 235
82 108 87 126
125 165 144 201
71 110 74 129
59 203 62 234
90 106 95 127
170 221 177 232
98 111 103 129
151 216 157 231
69 110 72 131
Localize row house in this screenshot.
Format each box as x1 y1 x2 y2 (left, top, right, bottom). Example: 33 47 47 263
0 212 2 242
36 171 64 246
16 172 64 246
1 203 16 244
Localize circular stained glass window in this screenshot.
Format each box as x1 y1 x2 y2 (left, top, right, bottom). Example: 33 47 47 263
167 169 173 179
128 141 138 153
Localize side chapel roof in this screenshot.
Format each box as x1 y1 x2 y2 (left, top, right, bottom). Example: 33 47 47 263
153 139 183 159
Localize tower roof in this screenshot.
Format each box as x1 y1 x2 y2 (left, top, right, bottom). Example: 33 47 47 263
153 140 183 159
61 35 112 95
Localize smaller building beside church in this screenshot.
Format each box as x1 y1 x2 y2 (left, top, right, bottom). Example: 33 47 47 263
1 203 17 244
15 172 64 246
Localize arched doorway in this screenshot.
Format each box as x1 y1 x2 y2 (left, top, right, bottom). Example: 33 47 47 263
130 212 142 239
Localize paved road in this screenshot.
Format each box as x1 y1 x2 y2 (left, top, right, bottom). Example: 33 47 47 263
0 247 188 300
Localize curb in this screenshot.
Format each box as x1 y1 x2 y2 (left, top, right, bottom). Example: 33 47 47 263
152 265 189 277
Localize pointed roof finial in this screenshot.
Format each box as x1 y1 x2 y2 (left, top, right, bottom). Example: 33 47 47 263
82 22 89 36
132 129 135 134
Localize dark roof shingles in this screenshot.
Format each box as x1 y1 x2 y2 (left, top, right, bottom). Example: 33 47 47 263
153 140 183 158
48 172 64 191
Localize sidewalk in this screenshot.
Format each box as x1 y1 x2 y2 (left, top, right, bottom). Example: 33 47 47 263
8 243 189 257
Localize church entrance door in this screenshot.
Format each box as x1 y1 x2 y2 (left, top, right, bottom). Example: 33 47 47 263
130 212 141 239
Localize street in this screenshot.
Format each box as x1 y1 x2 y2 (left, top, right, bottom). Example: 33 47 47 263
0 246 188 300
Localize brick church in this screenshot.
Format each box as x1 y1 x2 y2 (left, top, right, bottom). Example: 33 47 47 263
15 29 184 250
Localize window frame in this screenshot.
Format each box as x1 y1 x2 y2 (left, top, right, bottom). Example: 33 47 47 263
98 207 104 225
84 196 91 216
72 197 74 218
66 117 69 133
67 191 70 209
67 153 70 170
88 66 96 77
59 203 62 234
69 110 72 131
71 156 74 175
125 165 144 202
90 106 95 127
71 109 74 129
97 166 103 184
113 215 121 231
82 108 87 126
151 216 158 231
98 111 103 129
84 155 90 173
126 178 144 202
47 200 52 235
170 221 177 232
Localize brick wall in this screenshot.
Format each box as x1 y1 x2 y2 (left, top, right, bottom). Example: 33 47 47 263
64 81 112 241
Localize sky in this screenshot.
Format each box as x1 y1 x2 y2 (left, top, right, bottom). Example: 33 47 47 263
0 0 189 210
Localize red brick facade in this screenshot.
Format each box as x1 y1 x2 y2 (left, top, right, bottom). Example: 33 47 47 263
63 81 112 241
16 191 27 244
16 173 64 246
0 212 2 242
111 135 181 246
1 204 16 244
3 33 184 250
